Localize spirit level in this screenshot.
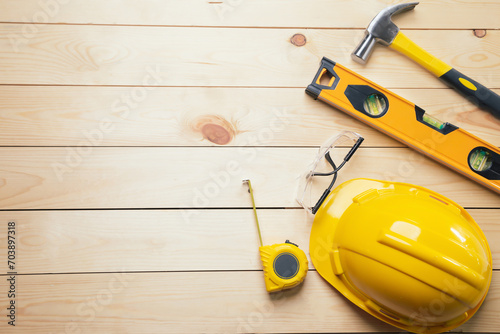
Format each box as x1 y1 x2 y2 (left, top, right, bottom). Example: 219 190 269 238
306 57 500 194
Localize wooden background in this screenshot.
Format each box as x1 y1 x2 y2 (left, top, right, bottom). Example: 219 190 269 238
0 0 499 333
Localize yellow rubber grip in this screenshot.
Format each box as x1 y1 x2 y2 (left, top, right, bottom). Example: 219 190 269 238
390 31 452 77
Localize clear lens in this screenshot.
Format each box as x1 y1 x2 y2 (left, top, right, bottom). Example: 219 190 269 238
296 131 362 213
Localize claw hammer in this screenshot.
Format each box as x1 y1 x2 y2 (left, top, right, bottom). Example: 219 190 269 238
352 2 500 118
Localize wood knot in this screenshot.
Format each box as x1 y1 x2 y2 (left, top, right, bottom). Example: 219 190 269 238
191 115 236 145
473 29 487 38
290 33 307 47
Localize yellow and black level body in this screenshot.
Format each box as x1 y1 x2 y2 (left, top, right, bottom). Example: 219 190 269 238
306 58 500 194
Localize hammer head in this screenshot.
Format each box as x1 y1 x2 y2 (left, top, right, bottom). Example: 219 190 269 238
352 2 419 64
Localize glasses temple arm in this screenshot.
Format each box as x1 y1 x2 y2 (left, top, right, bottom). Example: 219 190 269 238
311 136 364 214
345 137 364 161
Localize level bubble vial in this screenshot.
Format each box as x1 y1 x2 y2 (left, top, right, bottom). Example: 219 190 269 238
470 148 493 172
363 93 386 116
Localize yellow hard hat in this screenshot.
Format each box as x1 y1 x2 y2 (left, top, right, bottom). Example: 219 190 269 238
310 178 492 334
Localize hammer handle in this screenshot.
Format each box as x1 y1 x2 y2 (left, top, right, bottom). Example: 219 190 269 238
390 32 500 119
440 69 500 119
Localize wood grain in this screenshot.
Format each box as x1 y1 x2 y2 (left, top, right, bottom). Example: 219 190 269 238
0 1 497 333
1 86 500 147
1 147 500 210
0 271 498 333
0 0 498 29
0 209 497 275
0 25 499 88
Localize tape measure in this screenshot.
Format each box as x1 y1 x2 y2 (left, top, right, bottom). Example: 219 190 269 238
306 57 500 194
243 179 308 293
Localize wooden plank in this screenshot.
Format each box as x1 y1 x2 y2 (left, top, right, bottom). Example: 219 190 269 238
0 271 498 333
0 0 498 29
0 209 497 275
1 147 500 210
1 86 499 147
1 25 499 88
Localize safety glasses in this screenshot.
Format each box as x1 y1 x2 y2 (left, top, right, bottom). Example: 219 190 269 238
296 131 364 214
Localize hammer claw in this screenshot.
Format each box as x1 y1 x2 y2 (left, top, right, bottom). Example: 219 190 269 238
381 2 419 18
352 2 419 64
